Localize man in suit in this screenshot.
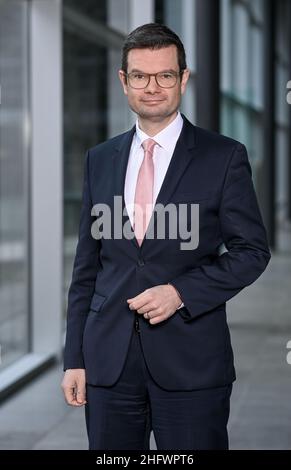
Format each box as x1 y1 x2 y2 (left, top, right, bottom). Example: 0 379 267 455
62 23 271 450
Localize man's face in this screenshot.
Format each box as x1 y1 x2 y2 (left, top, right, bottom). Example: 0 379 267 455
119 45 190 122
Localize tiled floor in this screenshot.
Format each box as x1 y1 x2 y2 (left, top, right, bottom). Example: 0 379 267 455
0 251 290 450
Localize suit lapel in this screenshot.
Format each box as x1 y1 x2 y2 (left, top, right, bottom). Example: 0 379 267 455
113 125 135 201
153 115 196 208
112 125 139 248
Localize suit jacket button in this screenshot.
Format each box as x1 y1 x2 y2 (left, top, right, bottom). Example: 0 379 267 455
138 259 145 267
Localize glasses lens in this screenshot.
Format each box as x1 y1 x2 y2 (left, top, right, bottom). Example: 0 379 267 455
156 72 177 88
128 73 149 89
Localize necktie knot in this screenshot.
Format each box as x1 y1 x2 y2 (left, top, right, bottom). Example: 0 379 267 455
142 138 157 155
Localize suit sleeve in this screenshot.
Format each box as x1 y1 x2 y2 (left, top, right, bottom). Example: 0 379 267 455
63 150 101 369
170 143 271 322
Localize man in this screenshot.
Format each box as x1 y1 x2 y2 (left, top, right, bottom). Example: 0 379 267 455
62 23 271 450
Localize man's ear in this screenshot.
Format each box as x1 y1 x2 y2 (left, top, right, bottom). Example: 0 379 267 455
118 70 128 96
180 68 191 95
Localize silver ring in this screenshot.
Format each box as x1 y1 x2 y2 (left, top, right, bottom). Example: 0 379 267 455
144 312 150 319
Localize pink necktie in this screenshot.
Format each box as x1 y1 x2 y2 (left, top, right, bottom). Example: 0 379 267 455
134 138 157 245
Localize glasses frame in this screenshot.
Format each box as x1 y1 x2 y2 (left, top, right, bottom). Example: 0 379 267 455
124 70 185 89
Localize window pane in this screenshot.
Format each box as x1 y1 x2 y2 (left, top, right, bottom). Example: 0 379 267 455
0 0 29 369
63 1 126 299
154 0 196 122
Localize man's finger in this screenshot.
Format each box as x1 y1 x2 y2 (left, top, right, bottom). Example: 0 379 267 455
76 384 86 404
144 308 160 319
128 297 149 311
136 303 157 314
127 289 151 307
149 314 168 325
64 387 86 406
63 385 77 405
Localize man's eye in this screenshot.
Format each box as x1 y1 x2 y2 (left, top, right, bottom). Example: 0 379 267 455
133 74 145 80
161 73 173 79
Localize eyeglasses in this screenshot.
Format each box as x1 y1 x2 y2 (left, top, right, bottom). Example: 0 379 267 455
124 70 184 89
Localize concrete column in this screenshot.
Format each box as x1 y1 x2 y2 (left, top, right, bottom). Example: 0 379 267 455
30 0 63 355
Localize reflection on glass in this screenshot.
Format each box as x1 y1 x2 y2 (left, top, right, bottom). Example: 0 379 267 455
220 0 264 180
63 0 126 305
0 1 29 369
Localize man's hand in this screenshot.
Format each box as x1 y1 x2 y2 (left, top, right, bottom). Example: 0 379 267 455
127 284 182 325
61 369 87 406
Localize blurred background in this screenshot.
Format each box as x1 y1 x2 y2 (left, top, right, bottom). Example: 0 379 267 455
0 0 290 450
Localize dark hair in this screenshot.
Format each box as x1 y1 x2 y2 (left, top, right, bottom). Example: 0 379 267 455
121 23 187 72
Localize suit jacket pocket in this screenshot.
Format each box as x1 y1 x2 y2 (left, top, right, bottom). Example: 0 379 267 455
90 292 107 313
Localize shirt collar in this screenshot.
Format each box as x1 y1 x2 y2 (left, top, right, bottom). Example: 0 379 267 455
135 112 183 154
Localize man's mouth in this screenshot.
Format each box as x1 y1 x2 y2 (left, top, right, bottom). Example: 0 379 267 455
141 99 165 103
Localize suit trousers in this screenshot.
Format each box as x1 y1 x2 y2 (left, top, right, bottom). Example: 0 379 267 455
85 322 232 450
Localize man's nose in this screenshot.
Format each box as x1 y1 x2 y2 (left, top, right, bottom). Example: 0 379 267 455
145 75 161 93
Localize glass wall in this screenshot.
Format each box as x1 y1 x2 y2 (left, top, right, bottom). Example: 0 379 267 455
155 0 196 123
220 0 265 187
0 0 30 369
63 0 127 300
275 0 290 229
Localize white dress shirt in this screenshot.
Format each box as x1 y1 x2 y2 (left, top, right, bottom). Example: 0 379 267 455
124 111 184 309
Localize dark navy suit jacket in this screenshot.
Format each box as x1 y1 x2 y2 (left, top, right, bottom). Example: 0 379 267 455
64 115 271 391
